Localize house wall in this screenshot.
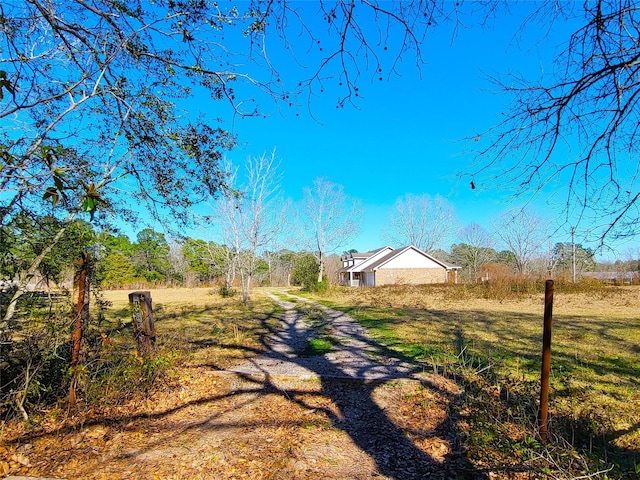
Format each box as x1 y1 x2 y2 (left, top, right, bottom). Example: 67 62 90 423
383 248 444 269
374 267 447 286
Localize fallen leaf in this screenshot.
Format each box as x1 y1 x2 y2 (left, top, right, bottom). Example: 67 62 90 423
12 453 31 467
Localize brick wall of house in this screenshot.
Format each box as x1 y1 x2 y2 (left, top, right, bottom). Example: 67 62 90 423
374 268 447 286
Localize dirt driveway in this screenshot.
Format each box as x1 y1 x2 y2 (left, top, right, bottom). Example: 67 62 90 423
1 292 485 479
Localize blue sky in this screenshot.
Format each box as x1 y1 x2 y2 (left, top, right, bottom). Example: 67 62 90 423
174 3 637 260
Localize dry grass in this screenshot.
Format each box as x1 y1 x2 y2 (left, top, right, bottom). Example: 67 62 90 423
1 287 477 480
0 372 465 479
96 287 283 375
2 284 638 478
302 283 640 477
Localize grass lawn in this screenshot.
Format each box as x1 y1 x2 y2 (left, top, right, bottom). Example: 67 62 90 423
99 287 283 370
3 284 637 478
300 283 640 477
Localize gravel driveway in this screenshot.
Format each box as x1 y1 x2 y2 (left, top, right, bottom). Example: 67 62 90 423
230 292 429 381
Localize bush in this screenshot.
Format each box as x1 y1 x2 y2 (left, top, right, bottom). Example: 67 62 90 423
85 349 178 405
291 253 320 290
218 283 236 298
313 278 329 293
0 292 75 420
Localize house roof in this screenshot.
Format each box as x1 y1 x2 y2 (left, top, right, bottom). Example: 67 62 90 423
583 271 638 281
339 246 394 273
363 245 461 271
344 245 391 260
366 246 392 255
436 259 462 270
363 246 411 271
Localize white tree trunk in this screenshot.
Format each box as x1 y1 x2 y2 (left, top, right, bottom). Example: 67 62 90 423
317 258 324 283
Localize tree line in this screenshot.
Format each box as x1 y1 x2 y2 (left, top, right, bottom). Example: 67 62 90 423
2 146 638 314
0 219 315 294
3 209 631 302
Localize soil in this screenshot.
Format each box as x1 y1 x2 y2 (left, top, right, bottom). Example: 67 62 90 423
0 292 485 480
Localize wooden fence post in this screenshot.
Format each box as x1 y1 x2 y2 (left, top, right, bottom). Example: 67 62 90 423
539 279 554 441
128 291 156 357
69 252 90 408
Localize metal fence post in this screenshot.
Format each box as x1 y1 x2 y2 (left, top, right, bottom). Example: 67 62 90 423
539 279 554 441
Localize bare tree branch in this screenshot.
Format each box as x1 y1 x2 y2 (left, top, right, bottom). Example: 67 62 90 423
298 178 362 283
383 193 458 253
491 208 549 275
466 1 640 243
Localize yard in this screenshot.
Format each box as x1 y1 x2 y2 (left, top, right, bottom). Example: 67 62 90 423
1 283 638 479
301 283 640 477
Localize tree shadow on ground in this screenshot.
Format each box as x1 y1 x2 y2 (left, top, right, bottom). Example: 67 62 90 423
336 302 640 477
5 292 486 478
6 291 637 478
219 293 487 479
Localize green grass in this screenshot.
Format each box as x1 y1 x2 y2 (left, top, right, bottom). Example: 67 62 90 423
298 283 640 478
291 299 342 357
297 337 336 357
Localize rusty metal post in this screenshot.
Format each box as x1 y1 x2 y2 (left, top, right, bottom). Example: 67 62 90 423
129 291 156 357
539 279 554 441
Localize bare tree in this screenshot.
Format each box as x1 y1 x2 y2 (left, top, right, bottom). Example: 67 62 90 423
491 208 549 275
623 247 640 272
167 240 189 286
182 237 237 288
299 178 362 283
450 223 496 281
468 1 640 243
215 152 285 302
383 194 457 253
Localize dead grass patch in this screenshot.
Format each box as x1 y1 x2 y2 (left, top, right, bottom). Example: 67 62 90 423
301 283 640 477
2 285 638 479
1 367 467 479
99 287 282 369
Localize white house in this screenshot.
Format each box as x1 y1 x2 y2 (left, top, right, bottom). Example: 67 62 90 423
338 246 394 287
338 246 460 287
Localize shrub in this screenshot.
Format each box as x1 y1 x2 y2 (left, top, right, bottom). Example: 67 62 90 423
218 283 236 298
313 278 329 293
292 253 320 290
0 294 73 420
85 349 178 405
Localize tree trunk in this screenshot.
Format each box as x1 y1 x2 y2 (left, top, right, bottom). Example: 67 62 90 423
317 259 324 283
242 274 251 303
69 252 89 408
